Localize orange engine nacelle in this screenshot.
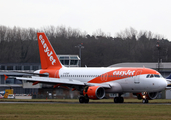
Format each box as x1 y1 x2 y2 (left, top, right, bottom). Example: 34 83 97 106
83 86 105 99
135 92 159 100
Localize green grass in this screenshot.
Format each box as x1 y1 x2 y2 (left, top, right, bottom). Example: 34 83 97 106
0 99 171 119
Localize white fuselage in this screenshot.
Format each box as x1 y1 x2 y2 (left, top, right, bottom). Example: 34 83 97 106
57 67 167 93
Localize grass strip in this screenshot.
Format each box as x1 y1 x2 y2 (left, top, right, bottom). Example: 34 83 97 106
0 103 171 120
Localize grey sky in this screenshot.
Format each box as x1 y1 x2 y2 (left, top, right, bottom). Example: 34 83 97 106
1 0 171 40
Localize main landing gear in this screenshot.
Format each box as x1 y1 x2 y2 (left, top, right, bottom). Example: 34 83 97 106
79 96 89 103
114 94 124 103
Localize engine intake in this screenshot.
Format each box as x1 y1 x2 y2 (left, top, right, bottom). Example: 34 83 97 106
83 86 105 99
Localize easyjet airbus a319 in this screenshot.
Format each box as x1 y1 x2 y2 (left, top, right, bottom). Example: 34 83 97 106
14 33 169 103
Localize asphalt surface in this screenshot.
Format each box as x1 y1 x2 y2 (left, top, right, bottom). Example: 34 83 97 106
0 101 171 105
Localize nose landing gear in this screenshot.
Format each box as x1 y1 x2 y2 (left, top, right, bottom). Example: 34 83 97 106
142 92 149 103
142 99 149 103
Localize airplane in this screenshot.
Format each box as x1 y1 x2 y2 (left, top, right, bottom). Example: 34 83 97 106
10 32 169 103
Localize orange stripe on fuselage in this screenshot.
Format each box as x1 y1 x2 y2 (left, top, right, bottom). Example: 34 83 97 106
88 68 159 83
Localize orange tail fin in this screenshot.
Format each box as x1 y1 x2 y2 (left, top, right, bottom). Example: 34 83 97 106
37 33 62 69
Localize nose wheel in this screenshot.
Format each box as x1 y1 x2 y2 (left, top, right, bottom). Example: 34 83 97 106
142 92 149 103
142 99 148 103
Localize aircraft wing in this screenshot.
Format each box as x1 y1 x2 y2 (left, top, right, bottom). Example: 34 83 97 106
16 76 111 88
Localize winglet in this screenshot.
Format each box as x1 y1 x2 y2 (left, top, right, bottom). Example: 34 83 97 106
37 33 63 69
4 74 8 80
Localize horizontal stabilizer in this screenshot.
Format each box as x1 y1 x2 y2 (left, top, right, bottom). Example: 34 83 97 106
3 74 8 80
0 70 48 77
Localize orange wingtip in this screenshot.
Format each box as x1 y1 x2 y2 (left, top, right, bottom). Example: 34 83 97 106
4 74 8 80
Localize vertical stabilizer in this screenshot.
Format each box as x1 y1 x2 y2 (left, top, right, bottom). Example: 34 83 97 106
37 33 62 69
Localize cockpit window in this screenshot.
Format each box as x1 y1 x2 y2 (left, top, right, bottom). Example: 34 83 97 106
146 74 162 78
154 75 160 78
146 74 150 78
150 74 154 78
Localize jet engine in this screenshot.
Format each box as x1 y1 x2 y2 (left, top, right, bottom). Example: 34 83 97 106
83 86 105 99
134 92 159 100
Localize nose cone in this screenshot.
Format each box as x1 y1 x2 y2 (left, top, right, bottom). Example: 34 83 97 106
159 78 167 90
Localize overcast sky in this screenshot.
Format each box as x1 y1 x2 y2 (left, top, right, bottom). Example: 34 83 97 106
1 0 171 40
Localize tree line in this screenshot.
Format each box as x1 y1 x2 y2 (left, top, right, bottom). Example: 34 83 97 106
0 25 170 67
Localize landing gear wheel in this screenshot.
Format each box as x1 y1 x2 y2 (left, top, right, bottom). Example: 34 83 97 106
114 97 119 103
119 97 124 103
79 96 85 103
79 96 89 103
114 97 124 103
142 99 149 103
84 98 89 103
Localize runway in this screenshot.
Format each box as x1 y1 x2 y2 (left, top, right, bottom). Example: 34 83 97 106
0 101 171 105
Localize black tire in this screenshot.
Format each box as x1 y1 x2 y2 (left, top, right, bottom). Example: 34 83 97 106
114 97 119 103
114 97 124 103
142 99 149 103
84 98 89 103
142 99 146 103
119 97 124 103
79 96 85 103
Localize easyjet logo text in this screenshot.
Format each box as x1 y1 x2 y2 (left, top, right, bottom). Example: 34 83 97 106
39 35 56 65
113 70 135 76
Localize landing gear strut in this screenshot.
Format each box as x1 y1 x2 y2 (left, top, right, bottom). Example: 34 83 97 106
114 94 124 103
79 96 89 103
142 92 149 103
